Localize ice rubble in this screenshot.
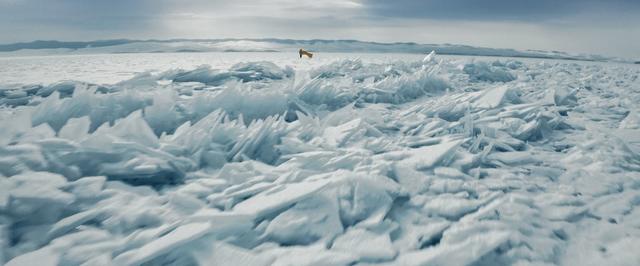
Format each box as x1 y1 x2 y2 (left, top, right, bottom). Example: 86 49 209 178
1 53 640 266
463 61 517 83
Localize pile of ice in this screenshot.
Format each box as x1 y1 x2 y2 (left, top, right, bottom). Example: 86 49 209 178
1 53 640 265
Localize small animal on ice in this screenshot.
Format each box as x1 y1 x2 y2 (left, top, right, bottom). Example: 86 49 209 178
299 48 313 58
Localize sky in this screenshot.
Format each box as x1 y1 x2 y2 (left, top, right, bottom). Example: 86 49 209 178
0 0 639 58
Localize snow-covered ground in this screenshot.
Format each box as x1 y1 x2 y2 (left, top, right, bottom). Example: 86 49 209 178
1 52 639 265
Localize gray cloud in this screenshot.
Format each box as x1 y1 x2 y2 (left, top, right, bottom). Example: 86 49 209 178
0 0 171 41
0 0 639 58
363 0 640 22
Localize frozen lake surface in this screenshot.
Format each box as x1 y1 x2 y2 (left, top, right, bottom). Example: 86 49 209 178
2 52 635 85
1 52 639 265
1 52 431 85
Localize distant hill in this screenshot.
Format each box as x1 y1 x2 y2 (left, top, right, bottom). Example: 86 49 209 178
0 39 133 51
0 38 624 62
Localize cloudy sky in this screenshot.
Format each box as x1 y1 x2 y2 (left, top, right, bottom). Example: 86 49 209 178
1 0 639 57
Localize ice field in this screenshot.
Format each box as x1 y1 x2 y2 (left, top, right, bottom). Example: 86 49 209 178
1 51 639 265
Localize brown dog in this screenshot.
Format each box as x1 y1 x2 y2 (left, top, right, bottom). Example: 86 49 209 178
299 48 313 58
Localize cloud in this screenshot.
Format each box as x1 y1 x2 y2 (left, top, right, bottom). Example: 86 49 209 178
0 0 164 33
363 0 640 22
0 0 639 57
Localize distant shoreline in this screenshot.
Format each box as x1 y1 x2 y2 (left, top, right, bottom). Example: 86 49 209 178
0 38 627 63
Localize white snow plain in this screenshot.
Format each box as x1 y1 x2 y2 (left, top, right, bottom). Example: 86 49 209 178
1 52 640 266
